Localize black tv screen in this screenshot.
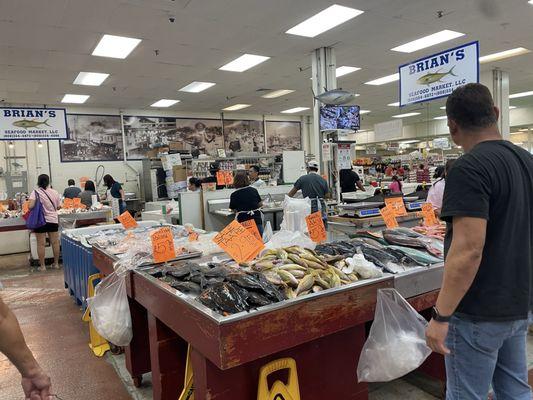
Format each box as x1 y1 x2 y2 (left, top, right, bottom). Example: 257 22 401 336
319 105 360 131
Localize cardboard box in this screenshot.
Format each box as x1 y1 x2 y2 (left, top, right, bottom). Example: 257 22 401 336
146 147 169 158
172 165 187 183
169 141 185 151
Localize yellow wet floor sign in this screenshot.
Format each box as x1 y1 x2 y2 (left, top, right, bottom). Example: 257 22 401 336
179 345 194 400
82 274 110 357
257 358 300 400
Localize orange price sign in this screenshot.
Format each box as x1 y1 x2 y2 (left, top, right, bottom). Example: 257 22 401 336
72 198 82 208
384 197 407 217
117 211 138 230
224 171 234 186
380 205 399 228
305 211 327 243
240 219 262 242
216 171 226 186
188 231 199 242
213 220 264 263
63 198 74 209
421 203 439 226
150 227 176 263
22 201 29 214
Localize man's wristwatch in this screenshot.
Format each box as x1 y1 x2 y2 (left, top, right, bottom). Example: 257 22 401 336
431 306 452 323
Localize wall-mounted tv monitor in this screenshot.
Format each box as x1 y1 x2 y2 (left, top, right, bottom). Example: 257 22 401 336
319 105 360 131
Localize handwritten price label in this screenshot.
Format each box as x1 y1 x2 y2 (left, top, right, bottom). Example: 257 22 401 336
213 220 264 263
240 219 262 242
63 198 74 209
216 171 226 186
305 211 327 243
22 201 29 214
223 171 234 186
384 197 407 217
380 205 399 228
421 203 439 226
150 227 176 263
188 231 199 242
72 198 82 208
117 211 138 230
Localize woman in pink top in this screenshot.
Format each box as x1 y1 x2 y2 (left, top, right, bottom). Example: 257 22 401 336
388 175 403 193
427 159 455 216
28 174 61 271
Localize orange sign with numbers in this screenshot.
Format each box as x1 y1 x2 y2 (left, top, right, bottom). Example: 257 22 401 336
72 198 82 208
305 211 327 243
384 197 407 217
63 198 74 209
240 219 262 242
213 220 264 263
421 203 439 226
188 231 199 242
380 205 399 228
150 227 176 263
117 211 138 230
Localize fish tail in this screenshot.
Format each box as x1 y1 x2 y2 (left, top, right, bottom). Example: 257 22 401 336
43 118 51 126
448 66 457 77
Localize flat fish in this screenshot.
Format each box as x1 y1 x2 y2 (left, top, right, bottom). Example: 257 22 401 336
198 282 249 314
387 245 442 265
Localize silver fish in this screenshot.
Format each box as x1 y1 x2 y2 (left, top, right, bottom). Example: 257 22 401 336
314 89 359 105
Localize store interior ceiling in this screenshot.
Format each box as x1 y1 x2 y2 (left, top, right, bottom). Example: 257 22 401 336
1 0 533 131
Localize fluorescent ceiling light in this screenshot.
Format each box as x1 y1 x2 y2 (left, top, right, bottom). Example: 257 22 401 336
281 107 309 114
219 54 270 72
73 72 109 86
223 104 251 111
179 81 216 93
387 102 400 107
365 73 399 86
509 106 517 109
513 142 524 145
509 90 533 99
151 99 180 108
392 112 421 118
336 66 361 77
286 4 364 38
61 94 89 104
434 115 448 120
439 106 446 110
519 128 530 131
530 0 533 4
479 47 530 63
261 89 295 99
391 30 464 53
359 109 371 114
92 34 141 59
510 131 521 135
400 140 420 144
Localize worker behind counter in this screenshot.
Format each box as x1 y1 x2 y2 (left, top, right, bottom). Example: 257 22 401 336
63 179 81 199
229 171 264 235
248 165 266 188
288 160 329 222
187 177 202 192
339 167 365 194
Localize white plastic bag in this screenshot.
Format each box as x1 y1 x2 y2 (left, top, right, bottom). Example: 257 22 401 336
343 254 383 279
263 229 316 251
280 195 311 233
262 221 273 243
86 273 132 346
357 289 431 382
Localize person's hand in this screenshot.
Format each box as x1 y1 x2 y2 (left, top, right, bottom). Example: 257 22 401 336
425 319 451 355
21 367 53 400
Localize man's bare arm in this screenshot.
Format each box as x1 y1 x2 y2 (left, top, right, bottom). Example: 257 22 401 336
287 187 298 197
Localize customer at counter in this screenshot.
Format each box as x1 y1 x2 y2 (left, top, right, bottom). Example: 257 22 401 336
426 159 455 216
187 177 202 192
288 160 329 220
102 174 126 214
80 180 99 209
425 83 533 399
388 175 403 193
248 165 266 188
340 167 365 193
63 179 81 199
229 171 263 235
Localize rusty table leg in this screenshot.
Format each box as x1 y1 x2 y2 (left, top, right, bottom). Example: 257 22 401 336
189 325 368 400
125 296 150 387
148 313 188 400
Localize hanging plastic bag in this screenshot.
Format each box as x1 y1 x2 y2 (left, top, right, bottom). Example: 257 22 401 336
86 272 132 346
262 221 273 243
357 289 431 382
263 229 316 251
280 195 311 234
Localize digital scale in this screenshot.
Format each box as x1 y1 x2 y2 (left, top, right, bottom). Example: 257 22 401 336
405 201 423 211
337 202 384 218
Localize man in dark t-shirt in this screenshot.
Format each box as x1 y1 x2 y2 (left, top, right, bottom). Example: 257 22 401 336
425 83 533 399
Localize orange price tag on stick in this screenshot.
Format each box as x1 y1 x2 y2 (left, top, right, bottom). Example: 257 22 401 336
117 211 138 230
188 231 199 242
305 211 327 243
22 201 29 214
224 171 234 186
380 205 399 228
72 198 82 208
240 219 262 242
213 220 264 263
384 197 407 217
63 198 74 209
150 227 176 263
421 203 439 226
216 171 226 186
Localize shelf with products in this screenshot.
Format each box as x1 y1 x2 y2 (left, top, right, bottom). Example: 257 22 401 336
187 154 279 182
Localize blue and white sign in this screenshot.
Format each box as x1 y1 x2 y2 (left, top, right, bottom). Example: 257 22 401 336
0 107 68 140
399 41 479 106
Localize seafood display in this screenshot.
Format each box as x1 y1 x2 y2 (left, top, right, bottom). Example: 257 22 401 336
412 224 446 240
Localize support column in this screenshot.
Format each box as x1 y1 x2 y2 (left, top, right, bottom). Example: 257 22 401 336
481 69 510 139
311 47 337 165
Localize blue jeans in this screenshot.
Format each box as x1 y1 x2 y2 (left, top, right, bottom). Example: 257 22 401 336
445 314 531 400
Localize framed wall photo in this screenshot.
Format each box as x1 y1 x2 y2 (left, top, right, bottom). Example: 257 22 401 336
60 114 123 162
175 118 224 157
223 120 265 154
265 121 302 153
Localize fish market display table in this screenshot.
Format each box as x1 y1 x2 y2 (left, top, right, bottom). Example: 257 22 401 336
328 212 423 232
92 247 445 400
59 209 113 229
0 217 30 254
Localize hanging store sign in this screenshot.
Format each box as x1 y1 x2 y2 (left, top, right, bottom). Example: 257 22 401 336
0 107 68 140
399 41 479 106
336 143 352 170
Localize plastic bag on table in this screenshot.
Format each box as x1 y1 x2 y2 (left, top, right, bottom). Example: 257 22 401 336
357 288 431 382
263 229 316 251
280 195 311 234
343 254 383 279
262 221 273 243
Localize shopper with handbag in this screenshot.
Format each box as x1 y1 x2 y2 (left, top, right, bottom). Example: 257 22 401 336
28 174 61 271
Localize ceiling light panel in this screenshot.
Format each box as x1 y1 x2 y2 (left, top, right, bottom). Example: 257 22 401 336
439 106 446 110
223 104 251 111
92 34 141 59
509 106 517 109
261 89 295 99
281 107 309 114
219 54 270 72
336 66 361 77
62 94 89 104
286 4 364 38
434 116 448 120
179 81 216 93
73 72 109 86
392 112 421 118
151 99 180 107
391 30 464 53
509 90 533 99
479 47 530 63
359 110 371 114
387 102 400 107
364 73 399 86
